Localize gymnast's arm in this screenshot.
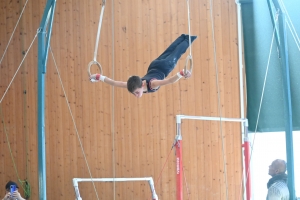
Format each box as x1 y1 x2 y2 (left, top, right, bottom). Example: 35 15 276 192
150 69 191 88
90 74 127 88
103 77 127 88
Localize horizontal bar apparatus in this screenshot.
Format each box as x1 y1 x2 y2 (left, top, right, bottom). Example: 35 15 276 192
73 177 158 200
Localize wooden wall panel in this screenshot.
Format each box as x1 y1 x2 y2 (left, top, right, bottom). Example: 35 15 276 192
0 0 244 199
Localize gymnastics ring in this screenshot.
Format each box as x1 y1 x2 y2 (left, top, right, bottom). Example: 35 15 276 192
184 55 193 75
87 60 103 77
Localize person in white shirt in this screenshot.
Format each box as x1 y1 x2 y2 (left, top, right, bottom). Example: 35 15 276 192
267 159 290 200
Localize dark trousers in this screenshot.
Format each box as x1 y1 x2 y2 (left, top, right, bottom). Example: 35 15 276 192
156 34 197 60
148 34 197 77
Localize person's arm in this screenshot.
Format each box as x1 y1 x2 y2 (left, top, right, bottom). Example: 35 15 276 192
90 74 127 88
150 69 191 88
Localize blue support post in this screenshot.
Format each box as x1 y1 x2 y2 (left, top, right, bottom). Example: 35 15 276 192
277 12 296 200
268 0 296 200
266 0 280 55
268 0 296 199
37 0 56 199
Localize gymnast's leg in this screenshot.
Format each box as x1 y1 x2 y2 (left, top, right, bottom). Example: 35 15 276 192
149 35 197 77
155 34 186 60
165 35 197 62
161 35 196 74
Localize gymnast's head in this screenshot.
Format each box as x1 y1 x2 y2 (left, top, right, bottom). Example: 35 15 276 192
127 76 144 98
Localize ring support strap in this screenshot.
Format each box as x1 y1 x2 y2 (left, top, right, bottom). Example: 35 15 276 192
88 1 106 77
93 2 106 61
184 0 193 75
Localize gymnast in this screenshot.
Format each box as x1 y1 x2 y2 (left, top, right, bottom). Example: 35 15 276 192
90 34 197 98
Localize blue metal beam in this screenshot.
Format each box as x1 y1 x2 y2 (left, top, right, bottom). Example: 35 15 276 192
268 0 296 199
37 0 56 199
277 13 296 200
267 0 280 54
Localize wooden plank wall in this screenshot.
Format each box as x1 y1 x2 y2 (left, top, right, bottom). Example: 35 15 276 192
0 0 243 199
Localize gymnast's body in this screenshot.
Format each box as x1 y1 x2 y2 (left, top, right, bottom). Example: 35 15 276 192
90 34 197 98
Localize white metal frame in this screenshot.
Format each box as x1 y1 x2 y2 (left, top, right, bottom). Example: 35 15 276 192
176 115 248 123
175 114 248 200
72 177 158 200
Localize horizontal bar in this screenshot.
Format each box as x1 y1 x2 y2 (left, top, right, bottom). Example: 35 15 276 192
176 115 247 124
73 177 158 200
73 177 153 183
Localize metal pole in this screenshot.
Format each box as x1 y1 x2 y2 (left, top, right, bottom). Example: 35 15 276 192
37 0 56 199
236 3 249 198
175 122 183 200
267 1 295 199
267 0 281 54
175 115 247 123
236 1 245 135
242 123 251 200
277 9 296 200
37 30 46 199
